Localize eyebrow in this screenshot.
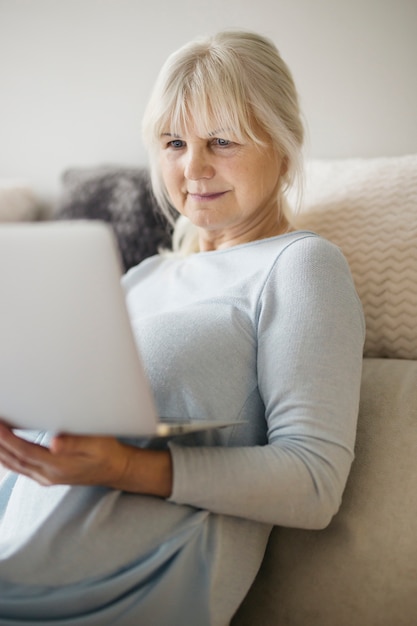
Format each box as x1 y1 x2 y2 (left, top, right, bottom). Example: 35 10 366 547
161 132 181 138
160 129 231 138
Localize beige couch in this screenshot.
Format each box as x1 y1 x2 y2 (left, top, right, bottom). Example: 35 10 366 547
233 154 417 625
1 155 416 624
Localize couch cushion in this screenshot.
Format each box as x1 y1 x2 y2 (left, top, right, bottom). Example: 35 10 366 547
232 358 417 626
288 154 417 359
56 166 172 271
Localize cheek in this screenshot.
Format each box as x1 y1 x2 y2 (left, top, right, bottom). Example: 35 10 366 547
159 164 186 212
160 160 180 193
256 158 281 193
232 164 256 196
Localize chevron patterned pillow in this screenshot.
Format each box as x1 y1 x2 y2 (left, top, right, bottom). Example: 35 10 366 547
289 154 417 359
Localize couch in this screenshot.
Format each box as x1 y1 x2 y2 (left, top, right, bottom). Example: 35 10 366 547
1 154 416 625
232 154 417 626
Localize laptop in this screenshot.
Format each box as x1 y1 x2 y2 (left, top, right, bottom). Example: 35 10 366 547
0 220 238 437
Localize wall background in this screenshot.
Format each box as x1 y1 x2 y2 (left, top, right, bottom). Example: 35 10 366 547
1 0 416 208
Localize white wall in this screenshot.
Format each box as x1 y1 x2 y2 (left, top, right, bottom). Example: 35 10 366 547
1 0 416 207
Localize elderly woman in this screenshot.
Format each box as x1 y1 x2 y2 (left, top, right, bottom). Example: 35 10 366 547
0 30 365 625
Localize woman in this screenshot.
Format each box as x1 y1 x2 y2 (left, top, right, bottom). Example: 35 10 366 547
0 31 365 625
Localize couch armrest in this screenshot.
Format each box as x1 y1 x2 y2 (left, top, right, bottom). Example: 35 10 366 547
233 358 417 626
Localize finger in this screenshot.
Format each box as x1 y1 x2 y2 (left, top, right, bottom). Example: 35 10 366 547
49 433 97 455
49 434 76 455
0 424 50 468
0 435 68 486
0 426 86 486
0 445 39 478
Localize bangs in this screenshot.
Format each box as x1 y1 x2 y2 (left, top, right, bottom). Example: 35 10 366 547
150 54 266 146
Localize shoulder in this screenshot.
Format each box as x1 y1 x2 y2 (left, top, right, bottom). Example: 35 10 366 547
242 231 352 288
277 230 343 259
259 231 365 338
122 254 166 292
241 230 344 267
263 231 362 312
272 231 351 278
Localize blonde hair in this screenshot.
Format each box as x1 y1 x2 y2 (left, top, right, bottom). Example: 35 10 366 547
142 30 304 254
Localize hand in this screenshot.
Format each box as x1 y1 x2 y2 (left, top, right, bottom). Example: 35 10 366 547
0 423 129 487
0 423 173 497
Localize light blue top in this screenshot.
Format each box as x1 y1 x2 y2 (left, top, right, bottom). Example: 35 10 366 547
0 231 365 625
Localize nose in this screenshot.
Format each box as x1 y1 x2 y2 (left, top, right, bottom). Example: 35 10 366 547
184 147 214 180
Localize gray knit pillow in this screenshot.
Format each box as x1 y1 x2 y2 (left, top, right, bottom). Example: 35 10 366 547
56 165 173 271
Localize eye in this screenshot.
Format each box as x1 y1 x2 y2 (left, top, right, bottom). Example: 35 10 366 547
212 138 232 147
168 139 186 149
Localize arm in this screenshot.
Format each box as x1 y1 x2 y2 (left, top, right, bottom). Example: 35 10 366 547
167 237 365 527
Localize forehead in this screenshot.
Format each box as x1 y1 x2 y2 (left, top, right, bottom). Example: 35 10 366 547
160 107 257 143
159 87 247 131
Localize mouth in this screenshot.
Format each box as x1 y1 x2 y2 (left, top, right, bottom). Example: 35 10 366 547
187 191 227 202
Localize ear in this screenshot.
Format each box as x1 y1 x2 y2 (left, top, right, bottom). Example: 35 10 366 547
279 155 289 177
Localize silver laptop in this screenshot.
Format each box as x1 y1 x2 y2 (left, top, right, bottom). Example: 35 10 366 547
0 220 237 437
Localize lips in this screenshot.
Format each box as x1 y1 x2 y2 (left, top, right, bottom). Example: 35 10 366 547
187 191 227 201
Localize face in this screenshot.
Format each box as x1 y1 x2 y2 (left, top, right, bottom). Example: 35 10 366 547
158 121 285 248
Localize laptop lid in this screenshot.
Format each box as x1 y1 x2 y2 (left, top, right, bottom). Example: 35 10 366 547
0 220 160 436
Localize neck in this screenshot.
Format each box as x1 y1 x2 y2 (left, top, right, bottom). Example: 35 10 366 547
198 215 293 252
